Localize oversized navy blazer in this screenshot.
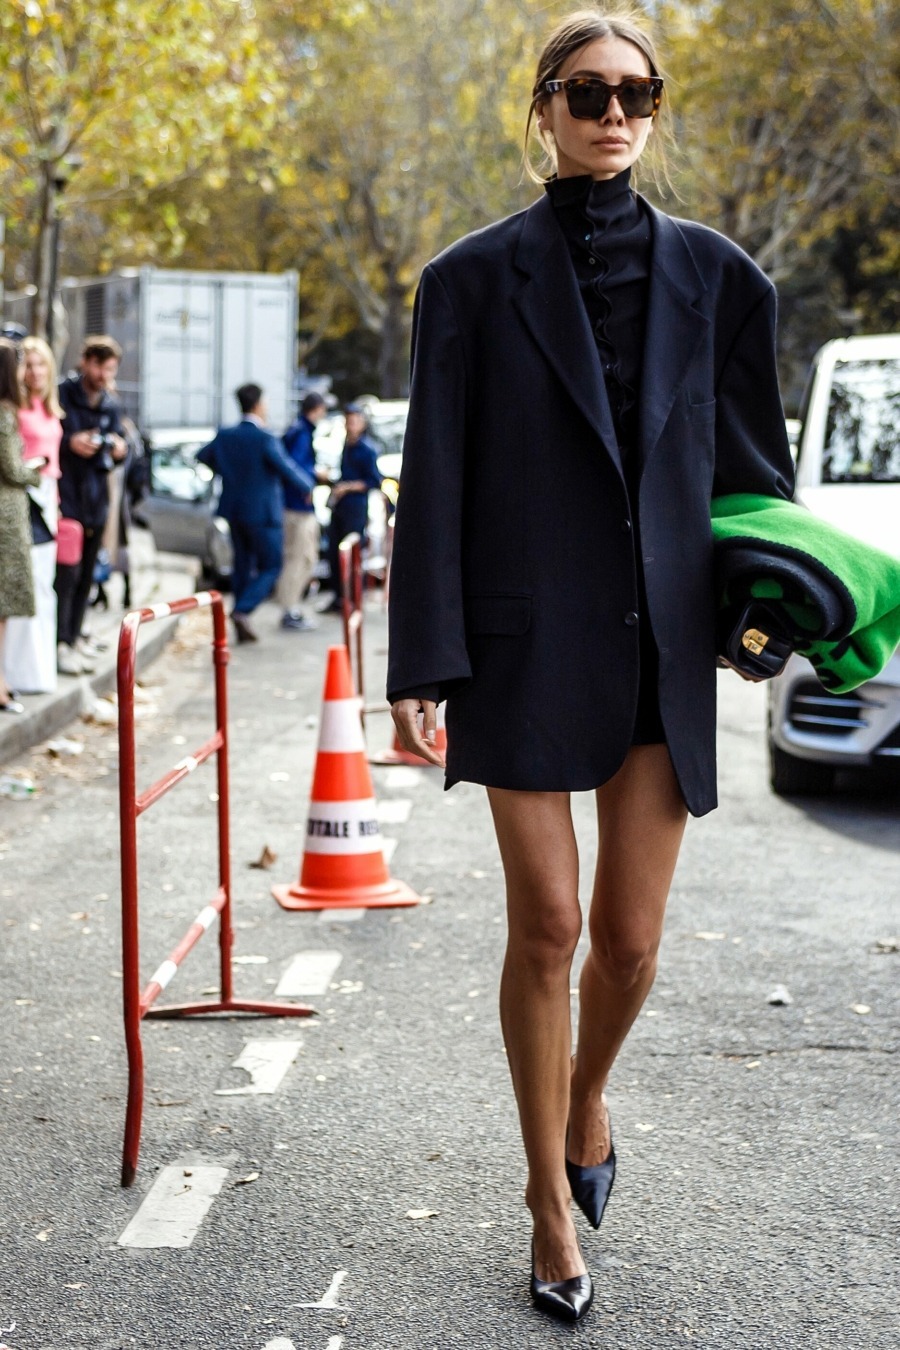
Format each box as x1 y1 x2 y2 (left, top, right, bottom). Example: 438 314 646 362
386 192 795 816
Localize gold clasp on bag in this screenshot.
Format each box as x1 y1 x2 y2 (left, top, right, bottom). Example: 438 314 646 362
741 628 770 657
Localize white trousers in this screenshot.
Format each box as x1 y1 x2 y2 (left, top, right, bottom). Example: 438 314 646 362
5 480 58 693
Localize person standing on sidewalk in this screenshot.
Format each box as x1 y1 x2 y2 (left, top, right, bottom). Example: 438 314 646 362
0 339 43 715
5 337 64 694
387 9 794 1325
321 404 383 614
275 391 328 632
56 335 126 676
197 383 315 644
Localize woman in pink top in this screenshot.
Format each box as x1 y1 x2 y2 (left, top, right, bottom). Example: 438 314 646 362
5 337 64 694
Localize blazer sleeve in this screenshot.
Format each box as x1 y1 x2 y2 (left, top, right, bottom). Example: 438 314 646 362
263 432 315 495
387 265 472 704
712 285 795 502
196 435 219 471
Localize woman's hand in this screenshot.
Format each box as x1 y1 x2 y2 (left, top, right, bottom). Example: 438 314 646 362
390 698 445 767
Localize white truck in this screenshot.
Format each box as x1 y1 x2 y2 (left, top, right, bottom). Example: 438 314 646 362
58 267 299 433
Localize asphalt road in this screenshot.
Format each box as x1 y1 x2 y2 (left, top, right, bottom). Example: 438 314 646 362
0 599 896 1350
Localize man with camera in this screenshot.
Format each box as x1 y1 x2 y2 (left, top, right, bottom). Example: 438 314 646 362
56 335 126 675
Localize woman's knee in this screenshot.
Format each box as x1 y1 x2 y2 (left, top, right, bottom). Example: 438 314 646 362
590 925 659 990
507 890 582 976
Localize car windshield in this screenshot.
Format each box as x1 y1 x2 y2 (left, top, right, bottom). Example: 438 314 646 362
367 411 407 456
821 358 900 483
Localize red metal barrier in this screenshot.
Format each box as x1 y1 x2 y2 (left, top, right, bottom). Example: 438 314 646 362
117 591 314 1187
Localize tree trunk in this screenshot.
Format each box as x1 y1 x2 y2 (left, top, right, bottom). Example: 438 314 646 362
377 271 409 397
31 167 56 339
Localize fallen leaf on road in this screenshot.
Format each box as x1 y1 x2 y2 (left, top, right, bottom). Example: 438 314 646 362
767 985 793 1006
405 1209 439 1221
635 1123 655 1133
36 1229 51 1241
248 845 278 870
850 1004 871 1015
236 1171 260 1185
64 1282 87 1289
873 937 899 954
69 912 88 921
233 954 268 965
694 931 726 941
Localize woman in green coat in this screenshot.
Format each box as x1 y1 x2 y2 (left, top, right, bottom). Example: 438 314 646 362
0 338 42 714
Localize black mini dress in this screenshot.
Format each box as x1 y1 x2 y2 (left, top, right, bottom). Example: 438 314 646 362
545 168 664 746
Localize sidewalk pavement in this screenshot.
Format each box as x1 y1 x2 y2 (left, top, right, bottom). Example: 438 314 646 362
0 530 198 768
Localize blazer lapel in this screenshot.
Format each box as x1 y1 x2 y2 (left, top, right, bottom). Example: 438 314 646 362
638 202 711 469
513 195 623 479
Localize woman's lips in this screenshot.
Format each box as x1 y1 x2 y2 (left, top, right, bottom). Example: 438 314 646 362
593 138 628 147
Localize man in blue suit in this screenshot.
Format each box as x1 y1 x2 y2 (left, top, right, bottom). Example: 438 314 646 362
197 383 314 644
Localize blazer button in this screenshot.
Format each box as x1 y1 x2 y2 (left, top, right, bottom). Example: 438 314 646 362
621 518 632 533
624 611 639 626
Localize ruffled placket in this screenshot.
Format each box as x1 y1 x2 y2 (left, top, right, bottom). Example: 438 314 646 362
546 168 652 465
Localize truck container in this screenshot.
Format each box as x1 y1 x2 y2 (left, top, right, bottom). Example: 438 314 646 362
56 267 298 433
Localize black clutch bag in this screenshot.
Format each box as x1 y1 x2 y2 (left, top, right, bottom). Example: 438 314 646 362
28 492 54 547
714 540 853 680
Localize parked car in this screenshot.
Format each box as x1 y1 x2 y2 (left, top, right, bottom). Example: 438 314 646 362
134 427 233 588
767 333 900 794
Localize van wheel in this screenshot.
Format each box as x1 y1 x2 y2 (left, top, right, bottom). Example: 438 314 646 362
769 743 835 796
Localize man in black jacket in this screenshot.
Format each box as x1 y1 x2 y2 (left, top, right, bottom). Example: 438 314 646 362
56 335 126 675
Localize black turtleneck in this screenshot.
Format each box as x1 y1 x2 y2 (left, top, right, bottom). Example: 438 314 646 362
545 168 651 473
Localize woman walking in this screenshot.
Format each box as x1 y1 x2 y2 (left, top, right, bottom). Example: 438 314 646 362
5 337 64 694
0 339 43 714
387 8 794 1324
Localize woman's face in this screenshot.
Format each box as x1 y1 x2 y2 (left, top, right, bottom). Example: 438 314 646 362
24 349 49 396
537 36 655 181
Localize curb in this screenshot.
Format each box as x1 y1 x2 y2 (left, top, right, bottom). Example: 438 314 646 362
0 615 179 766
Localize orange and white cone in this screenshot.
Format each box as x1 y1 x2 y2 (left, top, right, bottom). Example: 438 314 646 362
273 646 420 911
369 703 447 767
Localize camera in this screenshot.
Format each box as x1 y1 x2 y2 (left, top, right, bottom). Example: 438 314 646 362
94 432 117 473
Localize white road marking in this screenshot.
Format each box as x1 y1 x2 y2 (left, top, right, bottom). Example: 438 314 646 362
382 837 398 864
214 1039 301 1096
376 798 412 824
276 951 343 997
262 1340 296 1350
295 1269 348 1309
382 766 424 789
117 1164 228 1249
318 907 365 923
327 1339 345 1350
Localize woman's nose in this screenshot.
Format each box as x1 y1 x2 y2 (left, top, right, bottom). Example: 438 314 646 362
601 95 626 122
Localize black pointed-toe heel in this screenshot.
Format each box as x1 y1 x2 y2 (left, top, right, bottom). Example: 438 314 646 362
530 1245 594 1323
566 1122 616 1229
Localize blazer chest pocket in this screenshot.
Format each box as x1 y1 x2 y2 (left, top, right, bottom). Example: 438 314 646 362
688 398 716 422
465 593 532 636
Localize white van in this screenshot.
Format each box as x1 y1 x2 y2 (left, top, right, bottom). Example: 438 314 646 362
767 333 900 794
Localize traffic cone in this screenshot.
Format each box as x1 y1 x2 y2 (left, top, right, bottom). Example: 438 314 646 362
369 703 447 767
273 646 420 911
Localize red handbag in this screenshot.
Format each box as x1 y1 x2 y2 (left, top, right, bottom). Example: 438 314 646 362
56 517 84 566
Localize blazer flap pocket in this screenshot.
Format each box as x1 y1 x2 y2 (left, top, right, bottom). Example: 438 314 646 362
466 593 532 636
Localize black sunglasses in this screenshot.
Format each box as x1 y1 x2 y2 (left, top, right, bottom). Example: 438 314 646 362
542 76 663 121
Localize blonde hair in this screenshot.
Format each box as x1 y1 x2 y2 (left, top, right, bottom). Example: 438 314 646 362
22 336 64 419
524 7 674 194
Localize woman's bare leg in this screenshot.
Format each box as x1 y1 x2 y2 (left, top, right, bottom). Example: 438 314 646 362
488 787 585 1282
569 745 688 1166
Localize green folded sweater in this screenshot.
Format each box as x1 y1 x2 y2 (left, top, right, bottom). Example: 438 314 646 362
711 493 900 693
